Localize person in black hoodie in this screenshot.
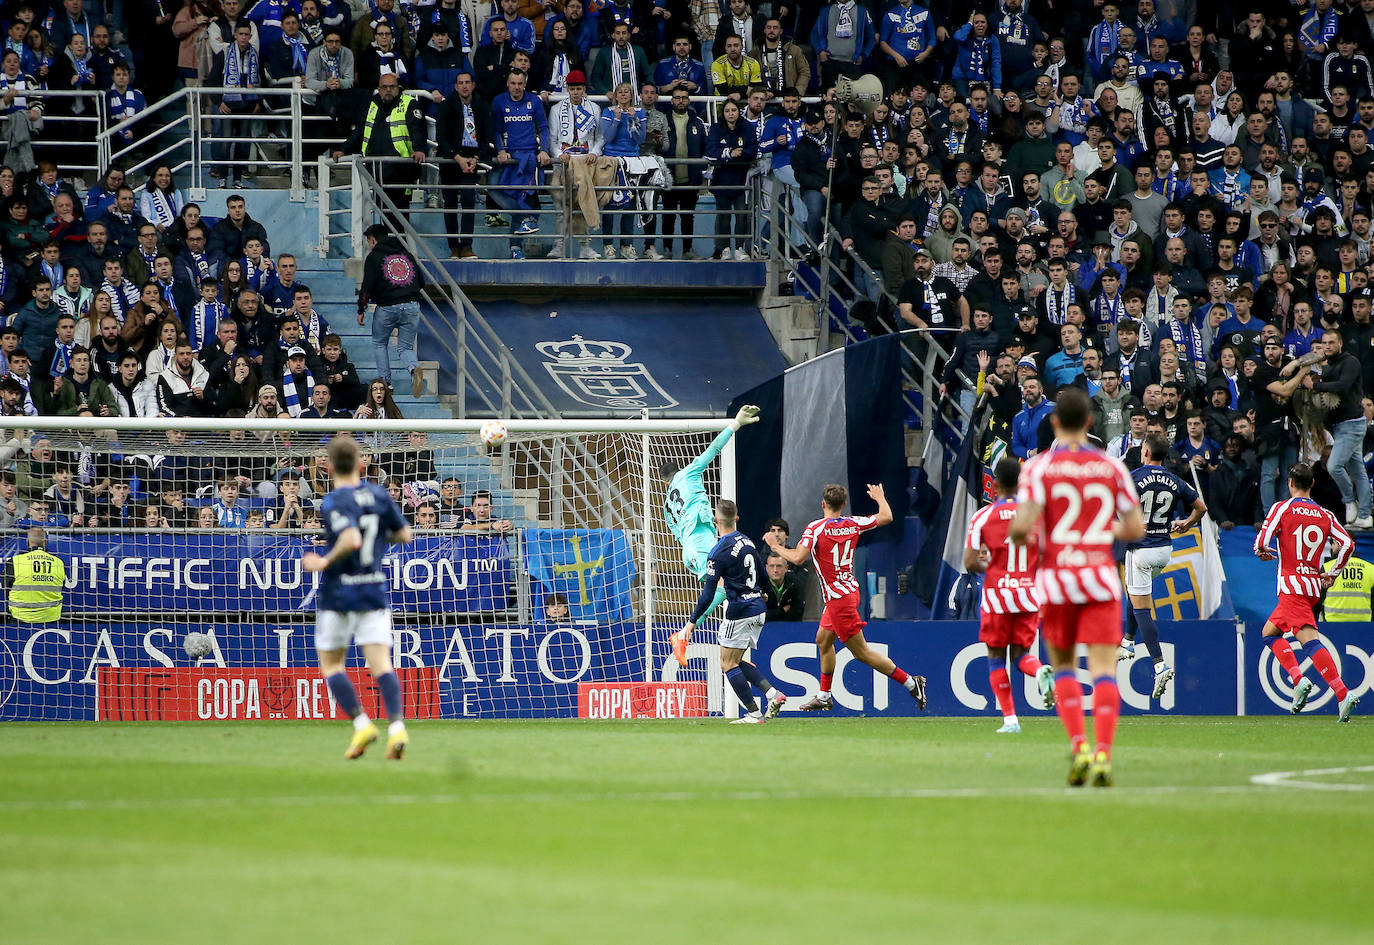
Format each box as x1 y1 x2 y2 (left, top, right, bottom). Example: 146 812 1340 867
359 225 427 395
317 333 365 410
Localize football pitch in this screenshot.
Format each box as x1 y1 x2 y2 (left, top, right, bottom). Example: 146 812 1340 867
3 718 1371 944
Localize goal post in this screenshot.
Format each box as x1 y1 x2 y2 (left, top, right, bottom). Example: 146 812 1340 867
0 416 737 721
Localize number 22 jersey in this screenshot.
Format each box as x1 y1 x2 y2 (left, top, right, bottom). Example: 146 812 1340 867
1018 443 1139 605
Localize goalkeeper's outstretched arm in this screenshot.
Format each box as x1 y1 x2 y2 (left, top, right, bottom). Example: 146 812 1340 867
682 405 761 480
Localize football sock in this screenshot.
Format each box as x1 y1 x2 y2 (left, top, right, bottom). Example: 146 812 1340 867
1269 636 1305 686
1133 608 1164 663
326 671 363 721
819 672 834 695
1123 606 1137 643
1305 640 1350 701
388 720 406 736
1016 652 1044 676
988 657 1014 718
1092 675 1120 758
1053 670 1086 752
726 667 759 714
890 667 910 686
739 661 773 694
375 670 404 722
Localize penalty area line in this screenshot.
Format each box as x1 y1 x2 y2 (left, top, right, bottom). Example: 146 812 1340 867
0 783 1264 812
1249 764 1374 792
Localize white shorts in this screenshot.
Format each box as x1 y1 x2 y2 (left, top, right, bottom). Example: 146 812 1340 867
1124 546 1173 596
315 609 394 651
718 612 766 650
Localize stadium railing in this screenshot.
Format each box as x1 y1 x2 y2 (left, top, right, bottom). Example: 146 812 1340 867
12 88 106 179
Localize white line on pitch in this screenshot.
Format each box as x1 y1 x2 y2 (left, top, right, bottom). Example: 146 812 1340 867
1249 764 1374 791
0 783 1270 812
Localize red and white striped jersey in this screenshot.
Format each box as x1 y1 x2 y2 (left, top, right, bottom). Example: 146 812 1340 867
1254 498 1354 598
967 499 1040 614
1018 442 1139 605
799 515 879 602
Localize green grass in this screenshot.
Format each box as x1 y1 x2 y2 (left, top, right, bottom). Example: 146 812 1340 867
3 718 1372 944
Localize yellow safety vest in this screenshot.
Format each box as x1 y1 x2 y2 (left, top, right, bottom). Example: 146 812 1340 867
362 93 415 158
1322 556 1374 621
8 549 66 623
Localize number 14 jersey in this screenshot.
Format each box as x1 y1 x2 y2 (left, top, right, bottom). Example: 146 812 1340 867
1018 443 1139 605
799 515 879 602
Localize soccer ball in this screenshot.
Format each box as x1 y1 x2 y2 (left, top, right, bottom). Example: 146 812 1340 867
480 420 508 447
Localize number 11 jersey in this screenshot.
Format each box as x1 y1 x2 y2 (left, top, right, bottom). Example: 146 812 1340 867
799 515 879 603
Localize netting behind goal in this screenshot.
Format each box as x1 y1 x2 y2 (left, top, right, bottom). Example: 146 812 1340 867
0 419 732 722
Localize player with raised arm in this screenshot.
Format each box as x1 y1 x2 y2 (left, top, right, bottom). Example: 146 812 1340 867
1010 389 1145 787
766 483 928 711
1119 434 1207 701
678 499 786 723
1254 463 1360 721
667 405 760 667
303 434 415 760
963 458 1056 734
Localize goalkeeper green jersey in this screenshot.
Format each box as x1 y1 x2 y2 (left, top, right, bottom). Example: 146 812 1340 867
664 426 735 577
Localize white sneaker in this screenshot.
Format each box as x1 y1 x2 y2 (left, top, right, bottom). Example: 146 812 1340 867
549 238 565 258
643 246 664 260
621 245 638 260
733 248 749 260
729 713 765 724
1346 501 1358 524
1353 516 1374 530
1117 641 1136 662
1153 665 1175 700
579 243 600 260
602 244 616 258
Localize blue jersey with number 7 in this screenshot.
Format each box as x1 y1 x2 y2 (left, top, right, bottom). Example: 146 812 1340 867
319 482 408 613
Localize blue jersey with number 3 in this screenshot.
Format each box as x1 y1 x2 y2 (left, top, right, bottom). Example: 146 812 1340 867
693 530 767 622
319 483 408 612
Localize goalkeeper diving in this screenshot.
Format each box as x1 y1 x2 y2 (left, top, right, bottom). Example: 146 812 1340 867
662 405 761 666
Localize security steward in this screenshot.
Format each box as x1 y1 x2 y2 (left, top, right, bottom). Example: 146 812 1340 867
1322 555 1374 621
4 527 66 623
333 72 429 221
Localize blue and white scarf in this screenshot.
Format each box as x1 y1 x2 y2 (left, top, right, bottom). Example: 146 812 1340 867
967 37 990 80
148 189 176 227
50 343 73 378
188 300 227 351
285 33 308 73
158 279 181 321
242 254 267 290
223 43 259 102
281 364 314 416
834 2 854 39
185 251 212 285
300 309 324 349
102 278 141 322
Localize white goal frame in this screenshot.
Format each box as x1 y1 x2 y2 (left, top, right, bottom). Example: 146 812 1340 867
16 414 737 687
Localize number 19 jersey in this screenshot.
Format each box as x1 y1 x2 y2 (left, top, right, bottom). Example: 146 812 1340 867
967 499 1039 614
319 482 408 613
1018 443 1139 604
798 515 879 602
1255 497 1354 598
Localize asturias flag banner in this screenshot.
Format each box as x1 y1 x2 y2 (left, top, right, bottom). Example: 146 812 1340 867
524 529 638 621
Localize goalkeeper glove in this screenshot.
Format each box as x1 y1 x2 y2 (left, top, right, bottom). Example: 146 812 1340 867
731 405 760 430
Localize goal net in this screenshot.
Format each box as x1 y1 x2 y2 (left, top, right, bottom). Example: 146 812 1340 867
0 417 737 722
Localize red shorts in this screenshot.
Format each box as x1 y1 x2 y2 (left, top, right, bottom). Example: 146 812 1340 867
979 610 1039 649
1267 594 1319 635
819 594 867 643
1041 598 1122 651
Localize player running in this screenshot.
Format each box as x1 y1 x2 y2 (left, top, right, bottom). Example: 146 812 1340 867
766 483 928 711
677 499 786 723
668 405 760 666
1118 435 1207 701
303 434 415 760
1254 463 1360 721
963 458 1056 734
1010 389 1145 787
